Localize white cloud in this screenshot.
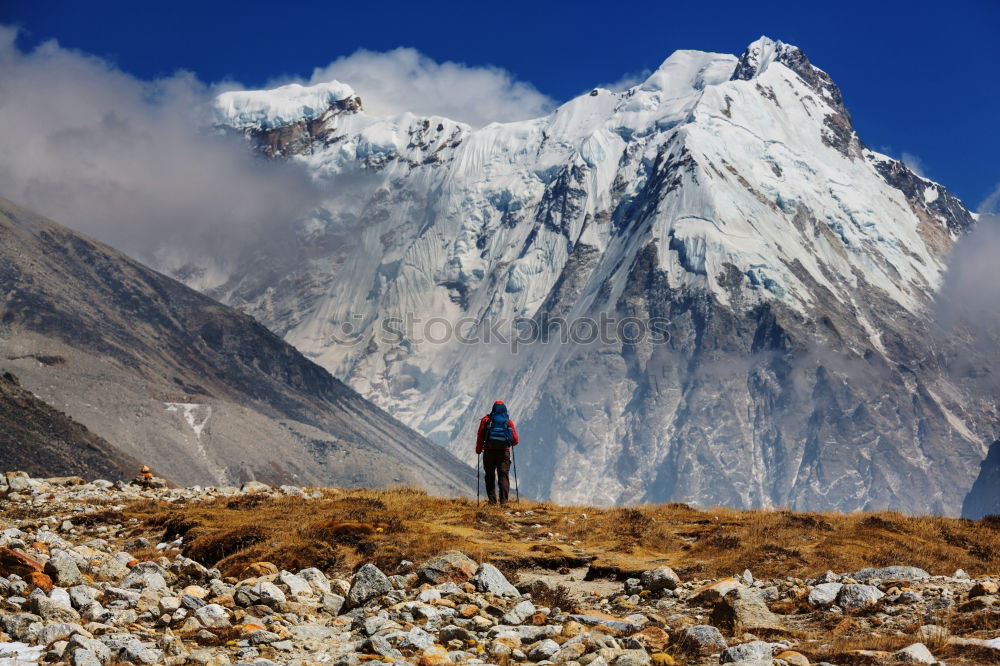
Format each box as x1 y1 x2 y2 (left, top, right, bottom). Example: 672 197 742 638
595 69 652 93
0 29 558 277
979 181 1000 215
0 26 322 274
307 47 555 127
900 151 926 177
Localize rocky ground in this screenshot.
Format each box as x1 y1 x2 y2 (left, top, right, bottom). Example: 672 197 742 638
2 473 1000 666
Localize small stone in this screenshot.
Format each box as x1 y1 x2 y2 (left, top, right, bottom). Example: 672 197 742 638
970 581 1000 597
528 639 560 662
298 567 331 595
677 624 727 655
238 561 278 579
836 584 885 611
194 603 231 628
893 642 937 664
633 626 670 651
719 640 773 663
418 645 452 666
775 650 810 666
44 552 84 586
959 595 996 612
710 587 783 633
640 567 680 592
417 550 479 585
502 600 536 625
346 563 392 609
277 570 311 598
613 649 651 666
808 582 843 607
690 578 742 603
234 581 286 608
321 592 345 615
70 648 102 666
67 635 112 664
472 563 519 597
35 597 81 623
248 630 282 645
27 571 54 593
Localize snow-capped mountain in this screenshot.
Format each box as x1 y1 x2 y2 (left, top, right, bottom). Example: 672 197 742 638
203 37 992 513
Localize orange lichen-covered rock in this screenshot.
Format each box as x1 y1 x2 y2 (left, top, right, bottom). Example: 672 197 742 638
0 547 44 577
776 650 810 666
418 645 453 666
634 626 671 651
28 571 54 593
690 578 742 603
239 562 279 579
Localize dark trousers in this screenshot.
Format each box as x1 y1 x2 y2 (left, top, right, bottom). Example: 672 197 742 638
482 448 510 504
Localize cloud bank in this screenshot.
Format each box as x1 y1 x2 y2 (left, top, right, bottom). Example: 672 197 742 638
0 27 554 280
307 48 555 126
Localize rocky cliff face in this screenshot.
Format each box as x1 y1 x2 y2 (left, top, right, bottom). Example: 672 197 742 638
202 37 993 512
0 198 473 494
962 441 1000 520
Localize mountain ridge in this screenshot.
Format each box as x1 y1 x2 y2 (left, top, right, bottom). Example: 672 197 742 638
0 197 474 494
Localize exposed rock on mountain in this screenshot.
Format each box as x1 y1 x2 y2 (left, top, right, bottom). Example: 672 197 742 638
0 198 472 494
0 370 139 481
962 441 1000 520
204 37 992 512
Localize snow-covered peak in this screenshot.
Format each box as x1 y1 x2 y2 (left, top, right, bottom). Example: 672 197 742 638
731 36 802 80
214 81 358 130
640 49 738 94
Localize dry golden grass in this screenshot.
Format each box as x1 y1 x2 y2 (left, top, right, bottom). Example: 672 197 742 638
119 487 1000 582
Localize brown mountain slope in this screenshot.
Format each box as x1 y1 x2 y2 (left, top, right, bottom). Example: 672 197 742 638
0 198 473 493
0 370 140 481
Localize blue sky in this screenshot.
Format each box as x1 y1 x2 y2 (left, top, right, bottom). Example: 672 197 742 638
2 0 998 208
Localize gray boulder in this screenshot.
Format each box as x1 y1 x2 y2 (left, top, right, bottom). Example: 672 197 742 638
70 649 102 666
893 642 937 664
502 599 536 625
347 563 392 609
528 639 560 662
44 552 84 586
67 634 112 663
720 641 774 663
808 582 843 607
640 566 680 591
853 566 930 581
194 603 231 628
234 581 286 608
298 568 332 595
710 587 783 633
613 650 652 666
416 550 478 584
678 624 727 655
837 584 885 610
472 563 519 597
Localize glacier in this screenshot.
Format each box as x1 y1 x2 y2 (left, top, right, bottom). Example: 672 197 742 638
195 37 991 513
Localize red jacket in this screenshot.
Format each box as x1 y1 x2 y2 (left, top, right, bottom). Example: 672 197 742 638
476 406 519 454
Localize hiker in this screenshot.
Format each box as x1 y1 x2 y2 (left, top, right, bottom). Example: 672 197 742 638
476 401 519 504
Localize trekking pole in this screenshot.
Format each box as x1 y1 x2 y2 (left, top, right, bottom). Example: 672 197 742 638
477 453 481 506
511 447 520 503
